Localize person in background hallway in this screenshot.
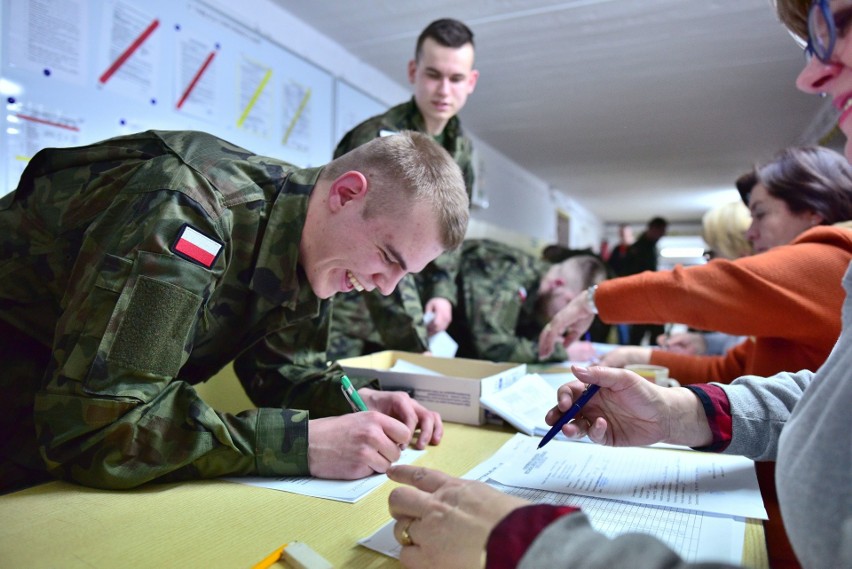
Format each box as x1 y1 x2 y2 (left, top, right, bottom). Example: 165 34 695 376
0 130 469 493
448 239 609 364
604 223 635 344
619 216 668 345
327 18 479 361
605 223 635 276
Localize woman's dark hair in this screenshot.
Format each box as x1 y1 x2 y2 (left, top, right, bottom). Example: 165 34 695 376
739 146 852 224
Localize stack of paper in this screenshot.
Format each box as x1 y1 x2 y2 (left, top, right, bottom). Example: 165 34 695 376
360 434 765 564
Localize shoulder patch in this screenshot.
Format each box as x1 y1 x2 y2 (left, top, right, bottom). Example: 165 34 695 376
171 224 222 268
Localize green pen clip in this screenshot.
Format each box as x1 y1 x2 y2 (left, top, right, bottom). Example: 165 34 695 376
340 375 368 412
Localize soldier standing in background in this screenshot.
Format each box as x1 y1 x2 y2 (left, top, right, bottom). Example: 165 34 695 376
328 18 479 359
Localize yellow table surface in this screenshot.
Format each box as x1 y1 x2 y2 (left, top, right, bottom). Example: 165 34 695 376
0 422 767 569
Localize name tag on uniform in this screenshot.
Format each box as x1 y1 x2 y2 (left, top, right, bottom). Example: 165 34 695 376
171 224 222 269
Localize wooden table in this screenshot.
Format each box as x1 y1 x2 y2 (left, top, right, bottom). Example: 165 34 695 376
0 422 767 568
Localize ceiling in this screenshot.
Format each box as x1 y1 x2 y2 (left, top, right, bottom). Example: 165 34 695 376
278 0 836 224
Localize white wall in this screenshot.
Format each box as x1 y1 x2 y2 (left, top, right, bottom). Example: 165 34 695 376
224 0 604 252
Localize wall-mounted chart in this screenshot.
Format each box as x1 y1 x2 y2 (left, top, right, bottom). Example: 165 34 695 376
1 0 342 196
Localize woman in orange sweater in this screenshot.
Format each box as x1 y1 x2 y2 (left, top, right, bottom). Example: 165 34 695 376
540 145 852 386
537 145 852 568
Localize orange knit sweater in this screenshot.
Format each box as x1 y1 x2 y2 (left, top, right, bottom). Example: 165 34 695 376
596 225 852 384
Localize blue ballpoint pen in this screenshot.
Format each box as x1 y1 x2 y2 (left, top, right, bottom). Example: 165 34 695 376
537 384 601 448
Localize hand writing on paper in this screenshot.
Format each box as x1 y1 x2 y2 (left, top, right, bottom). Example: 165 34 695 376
359 388 443 449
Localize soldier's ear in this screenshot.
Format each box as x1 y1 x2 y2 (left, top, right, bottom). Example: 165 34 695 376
328 171 368 212
539 276 564 295
407 59 417 85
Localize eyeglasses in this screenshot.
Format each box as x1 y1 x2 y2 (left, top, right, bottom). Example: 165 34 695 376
806 0 852 63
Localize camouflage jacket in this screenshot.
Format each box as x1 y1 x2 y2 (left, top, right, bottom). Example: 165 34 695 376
449 239 568 363
0 130 374 490
328 99 475 357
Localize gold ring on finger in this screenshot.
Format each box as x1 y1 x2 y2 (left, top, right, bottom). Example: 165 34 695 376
399 519 415 547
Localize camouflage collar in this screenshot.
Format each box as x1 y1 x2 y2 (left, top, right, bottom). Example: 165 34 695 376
386 98 463 144
250 167 322 311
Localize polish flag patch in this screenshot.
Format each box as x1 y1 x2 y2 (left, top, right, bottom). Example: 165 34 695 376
171 224 222 268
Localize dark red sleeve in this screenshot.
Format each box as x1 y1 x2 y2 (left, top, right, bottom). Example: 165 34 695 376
485 504 580 569
685 384 733 452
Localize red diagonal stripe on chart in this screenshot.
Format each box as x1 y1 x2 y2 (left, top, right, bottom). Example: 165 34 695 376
176 50 217 109
16 114 80 132
99 18 160 84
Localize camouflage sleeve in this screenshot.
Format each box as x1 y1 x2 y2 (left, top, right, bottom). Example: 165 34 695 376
416 248 461 305
465 283 566 364
233 304 381 416
460 253 566 364
32 193 308 489
456 137 476 200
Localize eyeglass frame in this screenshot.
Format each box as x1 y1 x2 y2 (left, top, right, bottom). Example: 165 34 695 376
806 0 852 63
806 0 837 63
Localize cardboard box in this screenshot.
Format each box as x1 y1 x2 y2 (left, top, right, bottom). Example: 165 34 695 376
339 351 526 425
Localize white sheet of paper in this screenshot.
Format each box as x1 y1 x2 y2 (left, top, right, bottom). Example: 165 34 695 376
479 373 554 435
427 331 458 358
388 359 442 376
359 435 746 565
491 435 767 519
224 448 425 503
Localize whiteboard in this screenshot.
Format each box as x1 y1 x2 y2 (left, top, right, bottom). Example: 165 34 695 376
334 79 387 148
1 0 336 196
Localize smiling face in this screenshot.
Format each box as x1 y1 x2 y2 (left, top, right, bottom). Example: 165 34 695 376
299 172 445 299
796 0 852 160
745 183 820 252
408 38 478 135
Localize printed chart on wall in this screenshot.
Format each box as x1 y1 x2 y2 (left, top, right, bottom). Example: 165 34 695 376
0 0 335 198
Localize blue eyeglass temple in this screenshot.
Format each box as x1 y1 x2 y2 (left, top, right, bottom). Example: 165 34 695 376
808 0 837 63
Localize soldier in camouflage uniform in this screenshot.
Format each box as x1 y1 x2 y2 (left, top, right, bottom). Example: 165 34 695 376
448 239 609 363
0 129 469 492
328 18 479 359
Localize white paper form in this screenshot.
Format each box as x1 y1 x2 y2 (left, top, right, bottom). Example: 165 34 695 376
388 359 443 375
491 434 767 519
479 373 555 435
360 435 746 565
224 448 424 503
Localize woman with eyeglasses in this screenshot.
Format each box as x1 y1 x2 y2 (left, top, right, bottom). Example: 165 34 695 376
382 2 852 568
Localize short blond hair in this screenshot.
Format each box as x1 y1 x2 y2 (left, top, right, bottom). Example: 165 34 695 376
322 131 469 250
702 201 753 260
